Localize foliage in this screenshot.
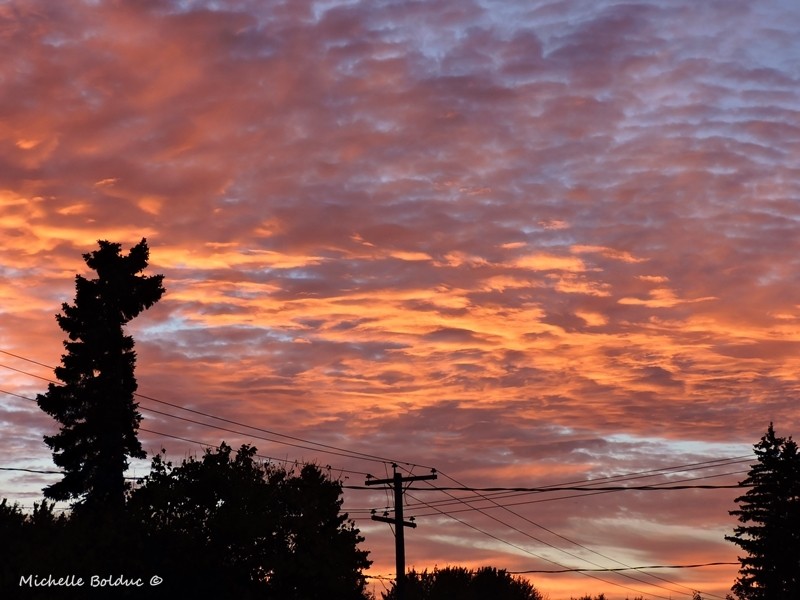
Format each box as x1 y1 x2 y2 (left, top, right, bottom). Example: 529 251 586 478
36 239 164 511
381 566 543 600
1 445 372 598
726 423 800 600
570 596 646 600
126 442 372 599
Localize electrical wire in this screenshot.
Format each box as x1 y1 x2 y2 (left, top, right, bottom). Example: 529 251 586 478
404 470 749 518
400 487 677 600
0 351 431 470
346 480 747 492
509 562 738 574
344 456 751 514
0 349 744 598
341 469 748 519
431 469 729 599
0 387 373 479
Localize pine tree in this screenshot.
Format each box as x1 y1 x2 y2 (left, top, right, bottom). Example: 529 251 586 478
726 423 800 600
37 239 164 512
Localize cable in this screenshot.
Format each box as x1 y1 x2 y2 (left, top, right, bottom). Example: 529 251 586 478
137 426 372 479
403 470 749 519
0 352 430 471
0 387 372 479
396 457 752 513
431 469 728 599
0 467 61 475
419 473 705 599
0 355 398 467
4 371 744 595
135 390 411 468
347 481 747 492
0 350 743 599
510 561 738 574
139 403 384 468
401 487 677 600
0 466 143 481
345 457 752 514
0 388 37 402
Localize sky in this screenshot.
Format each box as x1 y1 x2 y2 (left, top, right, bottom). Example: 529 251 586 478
2 0 800 597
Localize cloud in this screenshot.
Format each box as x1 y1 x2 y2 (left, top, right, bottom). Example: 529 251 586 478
3 0 800 597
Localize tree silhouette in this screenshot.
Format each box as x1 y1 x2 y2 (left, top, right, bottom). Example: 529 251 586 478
381 566 543 600
726 423 800 600
36 239 164 512
126 443 372 599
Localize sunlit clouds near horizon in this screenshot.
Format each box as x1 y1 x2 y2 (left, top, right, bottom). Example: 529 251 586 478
2 0 800 598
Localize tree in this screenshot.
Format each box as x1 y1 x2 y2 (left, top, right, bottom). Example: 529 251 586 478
126 442 372 599
726 423 800 600
381 566 543 600
36 239 164 511
570 596 645 600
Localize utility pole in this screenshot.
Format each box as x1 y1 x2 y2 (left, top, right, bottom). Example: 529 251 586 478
366 464 437 600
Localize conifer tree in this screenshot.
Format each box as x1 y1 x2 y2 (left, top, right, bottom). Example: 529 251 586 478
37 239 164 511
726 423 800 600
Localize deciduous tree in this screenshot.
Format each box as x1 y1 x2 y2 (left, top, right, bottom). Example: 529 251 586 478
127 442 372 599
381 566 543 600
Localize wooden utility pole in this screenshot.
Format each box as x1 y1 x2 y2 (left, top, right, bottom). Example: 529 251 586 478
366 464 437 600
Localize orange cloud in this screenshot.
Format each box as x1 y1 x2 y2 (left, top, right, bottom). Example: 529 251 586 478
3 1 798 597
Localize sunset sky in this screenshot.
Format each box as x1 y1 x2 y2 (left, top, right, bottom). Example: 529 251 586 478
2 0 800 598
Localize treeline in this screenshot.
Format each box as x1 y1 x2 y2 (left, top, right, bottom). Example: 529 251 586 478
1 443 370 599
380 566 543 600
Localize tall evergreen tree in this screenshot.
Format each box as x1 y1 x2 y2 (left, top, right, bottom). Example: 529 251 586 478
726 423 800 600
37 239 164 511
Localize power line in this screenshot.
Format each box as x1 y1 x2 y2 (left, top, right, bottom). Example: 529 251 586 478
0 349 742 599
0 384 738 599
0 387 36 402
401 487 678 600
0 349 753 490
0 351 430 470
0 353 395 465
137 426 372 479
409 481 665 596
510 561 739 574
0 466 143 481
413 453 747 494
0 387 373 479
344 468 748 519
138 403 384 467
347 482 747 492
395 457 752 514
135 390 408 468
0 467 61 475
426 470 722 600
403 470 749 519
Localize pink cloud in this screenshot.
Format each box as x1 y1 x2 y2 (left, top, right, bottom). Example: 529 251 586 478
3 0 800 597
